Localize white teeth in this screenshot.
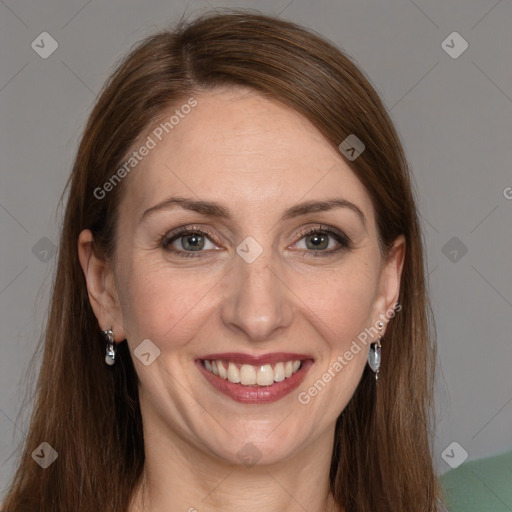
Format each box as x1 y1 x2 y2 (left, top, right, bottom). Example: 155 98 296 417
227 362 240 383
203 358 304 386
256 364 274 386
217 360 227 379
273 362 285 382
240 364 257 385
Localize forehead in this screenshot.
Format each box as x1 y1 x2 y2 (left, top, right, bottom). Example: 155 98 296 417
120 88 375 223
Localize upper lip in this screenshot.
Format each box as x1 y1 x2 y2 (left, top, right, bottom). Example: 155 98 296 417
198 352 313 365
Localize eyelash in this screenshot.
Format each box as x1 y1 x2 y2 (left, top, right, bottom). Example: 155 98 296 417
161 224 353 259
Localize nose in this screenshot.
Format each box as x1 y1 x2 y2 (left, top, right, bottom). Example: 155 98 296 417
219 248 294 343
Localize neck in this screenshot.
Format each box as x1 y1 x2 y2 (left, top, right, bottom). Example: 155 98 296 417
128 413 343 512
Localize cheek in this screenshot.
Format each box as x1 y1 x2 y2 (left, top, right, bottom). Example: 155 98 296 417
117 259 219 345
296 259 379 348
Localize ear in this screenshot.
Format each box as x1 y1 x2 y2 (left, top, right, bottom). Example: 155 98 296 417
77 229 126 342
371 234 406 336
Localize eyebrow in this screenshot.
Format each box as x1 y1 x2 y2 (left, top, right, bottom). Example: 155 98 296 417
140 196 366 228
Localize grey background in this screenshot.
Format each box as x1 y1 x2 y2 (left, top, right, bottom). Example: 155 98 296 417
1 0 511 497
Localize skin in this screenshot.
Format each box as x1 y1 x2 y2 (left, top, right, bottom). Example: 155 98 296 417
78 87 405 512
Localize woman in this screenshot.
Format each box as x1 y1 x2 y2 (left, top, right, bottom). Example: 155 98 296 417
2 11 443 512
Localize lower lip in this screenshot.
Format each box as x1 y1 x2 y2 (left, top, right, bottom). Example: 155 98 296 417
195 359 314 404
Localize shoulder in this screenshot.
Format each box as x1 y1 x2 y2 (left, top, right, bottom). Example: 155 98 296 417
439 449 512 511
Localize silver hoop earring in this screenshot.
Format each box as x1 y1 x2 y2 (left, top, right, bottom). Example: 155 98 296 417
103 328 116 366
368 321 384 380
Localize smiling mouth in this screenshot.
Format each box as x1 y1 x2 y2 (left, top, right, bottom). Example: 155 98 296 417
201 359 303 386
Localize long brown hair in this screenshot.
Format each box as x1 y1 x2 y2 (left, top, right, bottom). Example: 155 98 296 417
2 11 442 512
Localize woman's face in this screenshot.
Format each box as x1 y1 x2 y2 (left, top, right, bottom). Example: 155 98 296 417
84 87 404 466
